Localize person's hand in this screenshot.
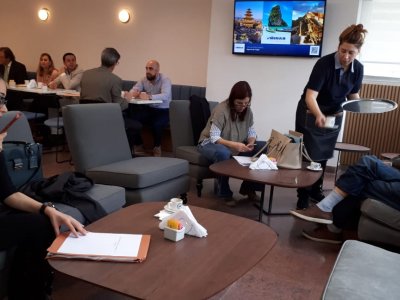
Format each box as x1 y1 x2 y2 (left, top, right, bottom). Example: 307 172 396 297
131 89 140 98
315 113 326 128
246 143 255 151
124 91 134 100
232 142 252 153
48 81 57 89
45 207 87 237
139 92 150 100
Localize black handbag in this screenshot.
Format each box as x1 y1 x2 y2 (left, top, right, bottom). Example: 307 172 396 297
2 141 43 189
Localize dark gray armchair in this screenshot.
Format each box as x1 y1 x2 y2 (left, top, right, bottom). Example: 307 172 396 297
63 103 190 205
358 198 400 248
169 99 218 197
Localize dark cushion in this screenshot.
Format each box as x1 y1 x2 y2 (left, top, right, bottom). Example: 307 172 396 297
87 157 189 189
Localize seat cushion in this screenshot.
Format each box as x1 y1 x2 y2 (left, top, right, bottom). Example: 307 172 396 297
55 184 125 226
323 240 400 299
176 146 211 166
361 198 400 231
87 157 189 189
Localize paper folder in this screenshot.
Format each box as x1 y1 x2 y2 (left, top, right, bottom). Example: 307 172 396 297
47 232 151 263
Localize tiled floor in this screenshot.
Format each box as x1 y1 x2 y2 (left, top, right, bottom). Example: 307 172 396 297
45 151 342 300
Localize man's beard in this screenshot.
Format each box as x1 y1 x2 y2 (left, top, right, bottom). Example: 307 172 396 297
146 73 156 81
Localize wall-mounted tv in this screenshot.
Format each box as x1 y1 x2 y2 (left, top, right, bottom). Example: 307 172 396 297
233 0 327 57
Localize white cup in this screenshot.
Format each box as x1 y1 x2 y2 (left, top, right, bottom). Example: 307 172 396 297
37 82 43 88
42 85 48 91
324 116 336 128
310 162 321 170
8 80 16 87
168 198 183 211
24 80 29 86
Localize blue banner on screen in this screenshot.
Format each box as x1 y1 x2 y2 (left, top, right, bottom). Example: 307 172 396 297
233 0 327 57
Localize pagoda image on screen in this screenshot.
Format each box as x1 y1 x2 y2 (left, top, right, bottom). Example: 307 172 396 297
233 8 263 44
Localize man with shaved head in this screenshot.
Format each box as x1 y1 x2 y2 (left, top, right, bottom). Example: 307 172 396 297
125 59 171 157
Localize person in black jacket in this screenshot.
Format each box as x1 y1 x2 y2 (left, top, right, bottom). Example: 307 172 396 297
0 47 27 84
0 84 86 299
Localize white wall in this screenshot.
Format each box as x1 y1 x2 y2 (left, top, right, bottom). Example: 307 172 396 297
0 0 211 86
206 0 360 142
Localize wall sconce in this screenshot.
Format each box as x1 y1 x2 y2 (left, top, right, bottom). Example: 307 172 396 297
38 8 50 21
118 9 130 23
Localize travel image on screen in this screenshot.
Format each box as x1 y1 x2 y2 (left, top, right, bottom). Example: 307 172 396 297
233 1 326 57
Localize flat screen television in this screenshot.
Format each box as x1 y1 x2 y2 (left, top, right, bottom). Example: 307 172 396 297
233 0 327 57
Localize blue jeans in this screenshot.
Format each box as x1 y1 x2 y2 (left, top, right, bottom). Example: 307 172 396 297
198 141 266 198
336 155 400 211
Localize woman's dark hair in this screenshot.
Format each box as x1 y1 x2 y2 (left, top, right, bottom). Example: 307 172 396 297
228 81 252 121
339 24 368 50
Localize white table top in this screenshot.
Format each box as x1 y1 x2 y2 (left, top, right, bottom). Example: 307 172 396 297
128 99 162 104
7 85 80 97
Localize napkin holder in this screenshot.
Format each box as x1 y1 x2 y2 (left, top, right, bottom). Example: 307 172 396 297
164 226 185 242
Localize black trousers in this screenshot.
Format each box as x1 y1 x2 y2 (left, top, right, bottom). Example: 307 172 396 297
0 210 55 299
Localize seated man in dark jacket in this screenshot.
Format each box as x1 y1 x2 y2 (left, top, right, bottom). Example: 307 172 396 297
290 155 400 243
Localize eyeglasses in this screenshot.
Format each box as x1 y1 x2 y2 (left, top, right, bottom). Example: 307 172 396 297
0 94 6 107
234 101 251 107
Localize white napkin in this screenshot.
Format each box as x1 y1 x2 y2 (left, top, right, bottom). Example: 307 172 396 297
159 206 207 238
249 154 278 170
27 79 37 89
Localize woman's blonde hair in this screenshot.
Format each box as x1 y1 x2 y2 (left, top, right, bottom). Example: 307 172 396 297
37 53 55 77
339 24 368 49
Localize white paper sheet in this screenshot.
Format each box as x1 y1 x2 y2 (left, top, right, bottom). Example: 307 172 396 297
58 232 142 257
233 156 253 166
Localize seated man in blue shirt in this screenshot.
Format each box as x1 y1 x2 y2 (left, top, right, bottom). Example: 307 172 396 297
125 60 171 157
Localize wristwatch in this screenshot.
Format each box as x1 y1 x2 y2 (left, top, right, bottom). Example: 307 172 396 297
39 202 56 215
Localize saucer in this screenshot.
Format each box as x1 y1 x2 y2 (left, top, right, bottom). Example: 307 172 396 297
307 166 322 172
163 205 179 213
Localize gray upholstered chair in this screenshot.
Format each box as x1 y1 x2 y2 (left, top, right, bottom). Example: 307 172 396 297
62 103 190 205
169 99 218 197
322 240 400 299
358 198 400 249
0 111 126 298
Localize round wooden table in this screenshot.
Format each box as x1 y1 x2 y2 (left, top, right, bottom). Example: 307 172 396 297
210 159 322 220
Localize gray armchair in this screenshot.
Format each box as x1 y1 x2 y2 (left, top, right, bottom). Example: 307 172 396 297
0 111 126 299
62 103 190 205
169 99 218 197
358 198 400 249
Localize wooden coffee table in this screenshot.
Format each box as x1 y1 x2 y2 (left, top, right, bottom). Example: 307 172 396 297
49 203 277 299
210 159 322 220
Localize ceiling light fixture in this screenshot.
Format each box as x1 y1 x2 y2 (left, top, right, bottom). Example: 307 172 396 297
119 9 130 23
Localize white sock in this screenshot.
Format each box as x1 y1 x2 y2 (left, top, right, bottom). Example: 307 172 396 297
316 190 344 212
327 224 342 233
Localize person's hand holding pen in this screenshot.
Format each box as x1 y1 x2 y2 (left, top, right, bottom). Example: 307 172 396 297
246 143 256 151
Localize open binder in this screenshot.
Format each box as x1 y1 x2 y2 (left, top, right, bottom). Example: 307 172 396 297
47 232 151 262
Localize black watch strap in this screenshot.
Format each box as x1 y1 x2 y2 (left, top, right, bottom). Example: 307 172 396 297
39 202 55 215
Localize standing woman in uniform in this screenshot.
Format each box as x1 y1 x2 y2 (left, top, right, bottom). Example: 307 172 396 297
295 24 368 209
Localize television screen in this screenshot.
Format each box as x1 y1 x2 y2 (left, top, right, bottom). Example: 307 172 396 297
233 0 327 57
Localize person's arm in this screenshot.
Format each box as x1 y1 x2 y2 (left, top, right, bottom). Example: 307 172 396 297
150 77 172 102
210 124 252 153
50 69 60 82
347 93 360 100
4 192 86 237
305 88 325 128
59 69 84 90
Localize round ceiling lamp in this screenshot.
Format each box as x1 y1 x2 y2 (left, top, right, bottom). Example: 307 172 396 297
119 9 130 23
38 8 50 21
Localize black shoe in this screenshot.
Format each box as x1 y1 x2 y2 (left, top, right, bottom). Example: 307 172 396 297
296 196 309 210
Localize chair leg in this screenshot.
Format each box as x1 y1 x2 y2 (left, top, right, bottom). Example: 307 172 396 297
196 179 203 197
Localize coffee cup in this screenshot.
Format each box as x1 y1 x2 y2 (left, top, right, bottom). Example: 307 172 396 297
37 82 43 89
42 85 48 91
168 198 183 211
24 80 29 86
310 162 321 170
324 116 336 128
